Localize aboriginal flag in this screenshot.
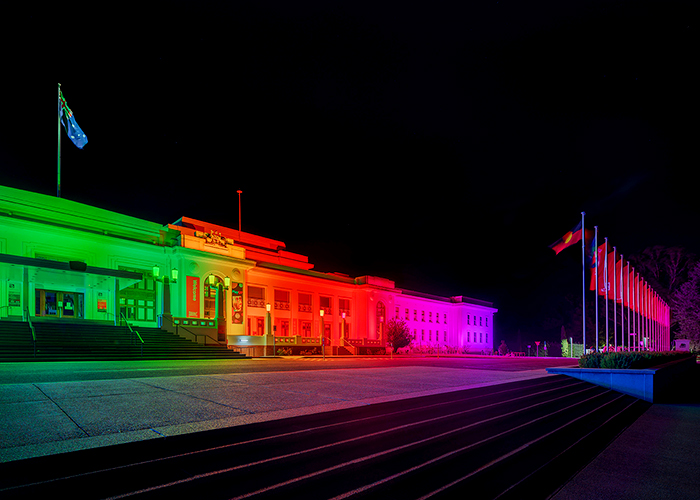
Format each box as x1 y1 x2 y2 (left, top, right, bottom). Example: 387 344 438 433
549 221 590 255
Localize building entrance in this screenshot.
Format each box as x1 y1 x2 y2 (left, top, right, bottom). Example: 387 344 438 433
35 289 84 319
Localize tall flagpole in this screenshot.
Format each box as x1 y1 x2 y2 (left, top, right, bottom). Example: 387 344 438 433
619 253 624 351
604 237 609 351
57 83 62 198
581 212 586 355
594 226 599 353
613 247 617 351
627 260 632 351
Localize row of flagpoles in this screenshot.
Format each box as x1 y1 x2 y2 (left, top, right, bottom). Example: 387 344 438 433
550 212 671 354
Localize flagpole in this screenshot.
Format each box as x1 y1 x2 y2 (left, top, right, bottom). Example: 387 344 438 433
57 83 62 198
581 212 586 356
613 247 617 351
604 238 609 351
594 226 599 353
627 261 634 351
619 254 624 351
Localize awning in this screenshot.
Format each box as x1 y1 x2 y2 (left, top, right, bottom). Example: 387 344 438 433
0 255 143 290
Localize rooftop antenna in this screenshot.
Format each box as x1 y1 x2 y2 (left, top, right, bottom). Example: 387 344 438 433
237 190 242 240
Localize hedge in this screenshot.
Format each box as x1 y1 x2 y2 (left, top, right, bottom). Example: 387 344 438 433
578 351 692 369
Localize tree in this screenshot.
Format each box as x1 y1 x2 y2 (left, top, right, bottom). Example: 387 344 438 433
672 261 700 351
629 246 695 301
385 317 414 349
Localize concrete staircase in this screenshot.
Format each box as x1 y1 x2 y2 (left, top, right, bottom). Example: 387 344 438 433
0 320 247 361
0 376 651 498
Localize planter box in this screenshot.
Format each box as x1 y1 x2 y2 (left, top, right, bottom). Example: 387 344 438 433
546 355 697 403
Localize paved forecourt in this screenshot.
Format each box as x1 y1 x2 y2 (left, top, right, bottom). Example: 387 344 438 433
0 356 576 462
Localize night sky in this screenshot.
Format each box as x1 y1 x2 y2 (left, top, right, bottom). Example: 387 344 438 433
1 1 695 346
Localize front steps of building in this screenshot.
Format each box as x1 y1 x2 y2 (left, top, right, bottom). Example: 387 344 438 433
0 320 248 361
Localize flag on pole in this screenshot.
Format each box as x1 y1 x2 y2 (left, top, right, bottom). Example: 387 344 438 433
614 257 624 303
549 221 592 255
59 91 88 149
590 246 610 293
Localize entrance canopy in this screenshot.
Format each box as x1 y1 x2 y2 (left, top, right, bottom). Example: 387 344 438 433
0 255 143 290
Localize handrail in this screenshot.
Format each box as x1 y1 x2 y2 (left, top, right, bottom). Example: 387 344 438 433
175 324 225 346
25 308 36 357
120 312 144 356
341 337 357 355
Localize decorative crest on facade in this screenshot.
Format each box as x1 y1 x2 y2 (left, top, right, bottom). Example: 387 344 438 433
194 230 234 248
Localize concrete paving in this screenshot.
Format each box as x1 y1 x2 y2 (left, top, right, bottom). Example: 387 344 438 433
551 404 700 500
0 360 553 463
1 357 698 500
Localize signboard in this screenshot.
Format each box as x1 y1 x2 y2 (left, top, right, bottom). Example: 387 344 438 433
97 298 107 312
186 276 200 318
231 282 243 324
8 283 20 307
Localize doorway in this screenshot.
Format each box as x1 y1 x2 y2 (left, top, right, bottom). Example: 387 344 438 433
36 289 84 319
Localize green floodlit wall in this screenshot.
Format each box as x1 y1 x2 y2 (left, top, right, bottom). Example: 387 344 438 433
0 185 169 325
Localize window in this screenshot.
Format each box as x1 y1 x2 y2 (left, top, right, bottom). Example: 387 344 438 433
405 308 409 320
444 331 447 342
467 332 471 342
119 266 156 322
480 317 482 326
429 312 433 323
421 311 425 322
485 333 489 343
436 313 440 324
479 332 483 343
467 314 470 325
320 295 332 315
339 298 351 317
274 289 290 310
298 293 312 312
486 317 488 327
248 286 265 308
421 330 425 341
396 306 400 318
444 313 447 324
428 330 432 341
414 309 418 321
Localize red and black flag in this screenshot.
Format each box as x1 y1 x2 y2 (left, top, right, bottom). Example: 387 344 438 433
549 221 591 255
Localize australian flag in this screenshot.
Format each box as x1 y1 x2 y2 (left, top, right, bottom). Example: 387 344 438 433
59 91 88 149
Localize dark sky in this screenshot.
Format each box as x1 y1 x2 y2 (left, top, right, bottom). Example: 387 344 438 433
1 1 695 343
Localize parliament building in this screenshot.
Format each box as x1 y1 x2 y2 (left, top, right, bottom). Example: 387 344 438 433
0 185 497 356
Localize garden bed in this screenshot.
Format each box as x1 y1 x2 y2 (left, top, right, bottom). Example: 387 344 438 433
546 353 696 403
578 351 691 369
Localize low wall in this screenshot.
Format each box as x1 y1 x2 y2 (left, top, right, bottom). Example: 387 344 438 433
546 355 696 403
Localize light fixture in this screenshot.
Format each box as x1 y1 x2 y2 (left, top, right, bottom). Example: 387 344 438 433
208 274 216 286
170 268 179 282
224 276 231 288
152 265 160 279
266 303 271 313
320 309 324 317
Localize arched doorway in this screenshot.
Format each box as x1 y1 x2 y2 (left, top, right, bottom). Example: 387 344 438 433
204 275 227 341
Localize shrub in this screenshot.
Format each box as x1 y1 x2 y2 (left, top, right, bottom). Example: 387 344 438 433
579 351 691 369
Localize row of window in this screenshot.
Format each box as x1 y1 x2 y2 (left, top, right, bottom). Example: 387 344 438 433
467 315 488 327
399 307 449 324
248 286 352 316
417 330 448 343
414 330 489 344
466 331 488 344
396 308 489 328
